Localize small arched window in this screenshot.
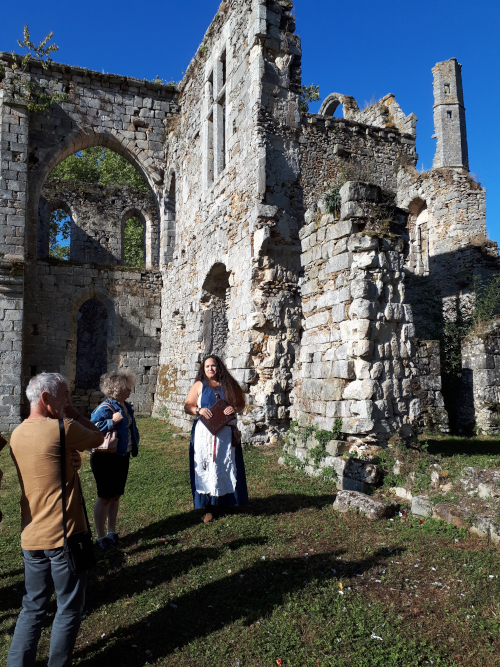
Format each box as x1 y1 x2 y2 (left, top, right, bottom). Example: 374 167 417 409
123 216 145 267
49 208 71 260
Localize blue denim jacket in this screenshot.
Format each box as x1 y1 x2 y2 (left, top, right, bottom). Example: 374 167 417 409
90 398 140 457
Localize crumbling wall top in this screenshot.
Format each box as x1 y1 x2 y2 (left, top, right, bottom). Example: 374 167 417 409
318 91 416 138
0 51 178 94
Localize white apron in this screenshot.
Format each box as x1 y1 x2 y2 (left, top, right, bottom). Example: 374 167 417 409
193 394 237 497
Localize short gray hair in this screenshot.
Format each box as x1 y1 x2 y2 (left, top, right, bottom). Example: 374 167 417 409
99 370 135 399
26 373 67 407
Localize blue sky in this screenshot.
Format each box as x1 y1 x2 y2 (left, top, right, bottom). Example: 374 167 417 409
1 0 498 240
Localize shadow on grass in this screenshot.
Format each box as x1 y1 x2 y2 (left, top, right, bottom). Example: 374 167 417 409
0 567 24 578
119 493 337 561
75 547 398 666
0 581 25 613
85 537 281 615
426 437 500 457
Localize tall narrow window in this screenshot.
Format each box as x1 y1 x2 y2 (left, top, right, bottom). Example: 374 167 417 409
204 46 228 186
447 110 452 119
164 174 176 264
221 50 226 87
49 208 71 260
207 112 214 183
204 75 214 186
215 93 226 175
444 83 450 94
123 217 145 267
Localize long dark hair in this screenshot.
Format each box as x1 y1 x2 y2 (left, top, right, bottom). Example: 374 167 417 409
196 355 246 411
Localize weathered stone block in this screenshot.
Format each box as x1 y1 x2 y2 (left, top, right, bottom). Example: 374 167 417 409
339 181 380 203
349 298 376 320
325 220 354 241
342 379 376 400
433 503 467 528
411 496 433 517
340 319 371 341
338 476 368 493
347 234 379 252
347 340 373 358
304 311 329 330
325 252 351 274
325 439 348 456
333 490 396 520
331 360 355 379
391 487 412 501
341 417 375 434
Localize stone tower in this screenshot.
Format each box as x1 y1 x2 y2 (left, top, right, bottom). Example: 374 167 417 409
432 58 469 170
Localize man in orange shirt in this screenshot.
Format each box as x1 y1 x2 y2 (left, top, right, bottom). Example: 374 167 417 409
7 373 103 667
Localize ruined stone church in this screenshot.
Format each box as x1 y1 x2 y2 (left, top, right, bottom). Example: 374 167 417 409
0 0 497 444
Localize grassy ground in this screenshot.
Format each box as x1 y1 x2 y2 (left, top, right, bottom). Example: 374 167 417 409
372 434 500 514
1 419 500 666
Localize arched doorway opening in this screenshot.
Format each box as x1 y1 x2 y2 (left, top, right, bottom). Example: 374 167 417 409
74 298 108 413
201 263 231 357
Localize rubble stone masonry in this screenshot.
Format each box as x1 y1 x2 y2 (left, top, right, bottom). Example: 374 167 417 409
0 1 497 441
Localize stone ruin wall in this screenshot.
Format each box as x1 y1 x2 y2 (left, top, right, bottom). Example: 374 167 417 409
38 181 157 267
291 181 419 448
0 94 28 430
156 0 268 432
23 181 162 417
156 0 304 445
23 261 161 417
411 340 449 433
1 0 499 441
459 319 500 435
0 45 178 427
299 112 417 211
319 92 417 140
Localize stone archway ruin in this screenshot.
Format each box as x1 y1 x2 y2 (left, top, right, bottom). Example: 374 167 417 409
0 5 496 442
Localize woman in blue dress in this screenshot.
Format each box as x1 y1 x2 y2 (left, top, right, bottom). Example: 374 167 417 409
184 355 248 523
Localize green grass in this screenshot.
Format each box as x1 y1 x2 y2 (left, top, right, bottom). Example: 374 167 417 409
1 419 500 666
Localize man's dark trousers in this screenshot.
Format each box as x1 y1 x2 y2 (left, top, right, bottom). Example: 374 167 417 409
7 548 86 667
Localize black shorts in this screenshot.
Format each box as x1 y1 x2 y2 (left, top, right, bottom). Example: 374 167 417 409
91 452 130 499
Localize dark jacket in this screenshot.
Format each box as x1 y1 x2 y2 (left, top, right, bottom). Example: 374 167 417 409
91 398 139 457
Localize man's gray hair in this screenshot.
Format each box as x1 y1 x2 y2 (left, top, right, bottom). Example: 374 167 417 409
26 373 67 407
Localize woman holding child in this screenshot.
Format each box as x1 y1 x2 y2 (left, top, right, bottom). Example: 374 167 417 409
184 355 248 522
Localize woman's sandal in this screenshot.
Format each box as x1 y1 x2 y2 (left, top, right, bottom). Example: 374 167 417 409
203 512 214 523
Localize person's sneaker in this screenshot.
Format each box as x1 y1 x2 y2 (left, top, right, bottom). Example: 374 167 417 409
95 537 113 552
107 533 121 546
